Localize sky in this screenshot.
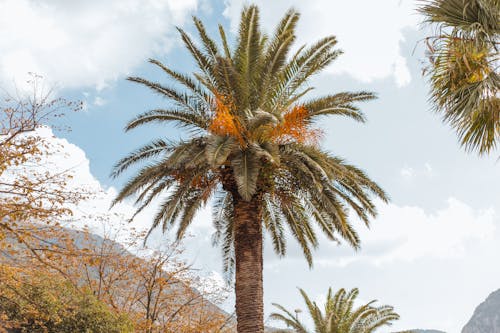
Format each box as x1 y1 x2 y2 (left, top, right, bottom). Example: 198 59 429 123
1 0 500 332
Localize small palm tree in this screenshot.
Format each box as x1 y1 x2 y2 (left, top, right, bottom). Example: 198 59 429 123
112 6 387 333
419 0 499 154
270 288 400 333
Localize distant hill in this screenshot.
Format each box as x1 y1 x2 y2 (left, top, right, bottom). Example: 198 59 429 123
462 289 500 333
399 329 446 333
272 328 447 333
265 328 293 333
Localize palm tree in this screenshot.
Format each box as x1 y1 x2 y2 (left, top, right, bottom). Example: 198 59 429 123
112 6 387 333
270 287 400 333
419 0 499 154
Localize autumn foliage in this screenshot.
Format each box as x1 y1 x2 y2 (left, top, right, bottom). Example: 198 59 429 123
0 80 234 332
0 266 133 333
0 225 233 333
0 76 85 257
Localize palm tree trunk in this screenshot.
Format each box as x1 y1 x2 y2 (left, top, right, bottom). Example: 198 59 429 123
233 194 264 333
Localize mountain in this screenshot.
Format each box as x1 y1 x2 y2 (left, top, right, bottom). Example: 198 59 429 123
462 289 500 333
398 329 446 333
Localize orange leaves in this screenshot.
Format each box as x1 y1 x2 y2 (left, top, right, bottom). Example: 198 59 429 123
172 171 214 194
208 92 322 147
271 105 322 145
209 93 246 145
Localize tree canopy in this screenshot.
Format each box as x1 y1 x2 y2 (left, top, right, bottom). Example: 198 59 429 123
419 0 499 154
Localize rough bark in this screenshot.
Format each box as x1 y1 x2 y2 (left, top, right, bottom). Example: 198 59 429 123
233 193 264 333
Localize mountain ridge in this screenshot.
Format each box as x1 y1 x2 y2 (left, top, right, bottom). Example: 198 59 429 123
462 289 500 333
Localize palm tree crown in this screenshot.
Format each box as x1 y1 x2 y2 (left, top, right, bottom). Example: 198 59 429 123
270 287 400 333
419 0 499 154
113 6 388 332
112 5 386 273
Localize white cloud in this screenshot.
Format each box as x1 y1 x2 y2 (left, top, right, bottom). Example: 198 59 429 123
399 162 436 181
400 166 415 179
93 96 106 106
273 197 496 268
358 198 496 263
223 0 419 86
424 162 433 175
0 0 198 90
26 127 215 252
11 127 140 235
394 54 412 87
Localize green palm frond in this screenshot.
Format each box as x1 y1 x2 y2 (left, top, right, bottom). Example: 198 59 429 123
259 9 300 104
262 194 287 256
304 92 376 122
270 303 309 333
234 5 263 110
218 24 233 61
112 161 170 205
205 135 237 166
212 191 236 277
125 108 209 131
114 4 386 276
268 36 341 112
111 139 173 178
231 148 261 201
271 287 400 333
176 26 215 80
420 0 499 36
193 16 220 61
148 58 213 109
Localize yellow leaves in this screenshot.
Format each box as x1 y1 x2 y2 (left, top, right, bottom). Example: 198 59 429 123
0 132 86 252
0 265 133 333
463 49 491 84
0 78 88 256
439 38 492 89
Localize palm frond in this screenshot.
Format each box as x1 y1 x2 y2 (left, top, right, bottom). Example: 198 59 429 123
125 108 209 131
176 27 219 89
205 135 237 167
231 148 261 201
193 16 220 61
272 287 400 332
420 0 500 154
304 92 376 122
234 5 263 110
111 139 173 178
148 58 213 110
114 5 387 279
259 9 300 104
